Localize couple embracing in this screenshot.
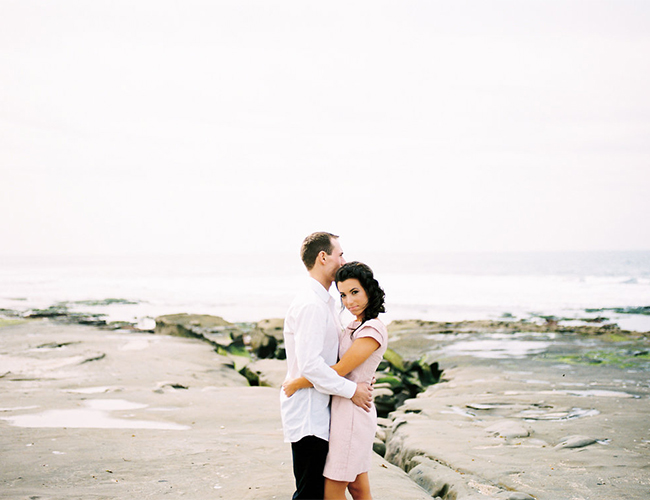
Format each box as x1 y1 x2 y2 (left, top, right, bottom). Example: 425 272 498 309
281 232 388 500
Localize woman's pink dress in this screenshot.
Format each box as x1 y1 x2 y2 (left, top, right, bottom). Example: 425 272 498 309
323 318 388 482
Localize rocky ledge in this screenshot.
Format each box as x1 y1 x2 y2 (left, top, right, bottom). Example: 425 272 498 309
0 319 431 500
370 320 650 500
153 313 442 416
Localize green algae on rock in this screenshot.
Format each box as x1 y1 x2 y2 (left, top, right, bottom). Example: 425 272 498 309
551 348 650 369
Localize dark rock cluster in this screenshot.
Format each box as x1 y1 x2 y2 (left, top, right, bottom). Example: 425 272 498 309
1 299 141 330
374 349 443 418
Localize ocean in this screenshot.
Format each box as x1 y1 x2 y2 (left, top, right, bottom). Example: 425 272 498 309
1 251 649 332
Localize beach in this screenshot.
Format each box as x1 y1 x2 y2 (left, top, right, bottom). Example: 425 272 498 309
1 315 648 499
383 320 650 499
0 319 430 500
4 1 649 496
1 251 649 499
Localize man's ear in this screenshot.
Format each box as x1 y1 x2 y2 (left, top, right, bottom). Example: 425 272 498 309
317 250 327 265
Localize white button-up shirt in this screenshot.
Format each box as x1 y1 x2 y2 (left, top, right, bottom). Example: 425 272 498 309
280 277 357 443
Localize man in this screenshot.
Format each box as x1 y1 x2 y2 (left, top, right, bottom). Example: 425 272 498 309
281 232 373 500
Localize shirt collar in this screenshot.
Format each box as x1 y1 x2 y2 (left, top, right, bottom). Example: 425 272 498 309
308 276 334 303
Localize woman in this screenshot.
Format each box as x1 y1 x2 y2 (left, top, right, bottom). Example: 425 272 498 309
283 261 387 500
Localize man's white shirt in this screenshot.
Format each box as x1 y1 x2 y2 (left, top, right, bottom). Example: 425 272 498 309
280 277 357 443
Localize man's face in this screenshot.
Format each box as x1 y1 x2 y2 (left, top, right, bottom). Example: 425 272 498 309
324 238 345 283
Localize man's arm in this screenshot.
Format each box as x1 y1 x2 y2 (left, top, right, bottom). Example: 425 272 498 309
282 376 372 411
284 337 379 410
291 303 373 411
294 303 357 398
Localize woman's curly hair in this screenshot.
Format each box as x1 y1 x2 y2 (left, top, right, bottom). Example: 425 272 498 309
335 261 386 321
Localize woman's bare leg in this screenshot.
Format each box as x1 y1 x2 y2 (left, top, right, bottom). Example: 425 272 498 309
324 478 349 500
347 472 372 500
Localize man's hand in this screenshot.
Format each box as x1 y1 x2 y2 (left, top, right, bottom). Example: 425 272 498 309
351 382 373 412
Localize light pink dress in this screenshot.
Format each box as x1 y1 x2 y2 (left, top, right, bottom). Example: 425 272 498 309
323 318 388 482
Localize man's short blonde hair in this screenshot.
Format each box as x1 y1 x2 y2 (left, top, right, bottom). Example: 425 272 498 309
300 232 339 270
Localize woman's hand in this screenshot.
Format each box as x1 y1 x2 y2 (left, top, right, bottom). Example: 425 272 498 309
282 379 301 397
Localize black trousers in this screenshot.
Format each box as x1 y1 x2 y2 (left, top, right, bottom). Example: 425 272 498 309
291 435 329 500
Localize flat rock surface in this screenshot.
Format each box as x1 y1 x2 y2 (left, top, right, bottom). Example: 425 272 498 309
0 320 430 499
384 343 650 499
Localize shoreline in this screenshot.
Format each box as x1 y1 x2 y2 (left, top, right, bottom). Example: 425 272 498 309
2 300 649 334
6 306 648 415
2 249 650 330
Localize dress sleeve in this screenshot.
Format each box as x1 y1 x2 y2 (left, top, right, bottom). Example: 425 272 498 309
356 320 387 347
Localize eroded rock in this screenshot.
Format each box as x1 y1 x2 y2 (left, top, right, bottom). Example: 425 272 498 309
485 421 531 439
554 435 598 449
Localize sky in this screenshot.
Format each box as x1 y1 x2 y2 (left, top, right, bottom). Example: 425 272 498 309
2 0 649 258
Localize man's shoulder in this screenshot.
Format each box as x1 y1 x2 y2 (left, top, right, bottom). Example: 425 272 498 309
285 287 330 332
289 282 321 307
287 289 326 317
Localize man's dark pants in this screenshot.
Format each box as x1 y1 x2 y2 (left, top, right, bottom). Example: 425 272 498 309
291 435 329 500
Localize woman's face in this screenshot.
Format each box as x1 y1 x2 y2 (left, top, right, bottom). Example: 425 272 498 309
337 278 369 321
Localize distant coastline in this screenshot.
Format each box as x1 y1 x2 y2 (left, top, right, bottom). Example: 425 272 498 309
1 250 649 330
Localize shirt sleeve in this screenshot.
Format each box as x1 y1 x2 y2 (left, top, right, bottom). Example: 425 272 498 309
294 302 357 399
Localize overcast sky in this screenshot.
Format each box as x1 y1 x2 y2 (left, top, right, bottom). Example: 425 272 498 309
2 0 649 258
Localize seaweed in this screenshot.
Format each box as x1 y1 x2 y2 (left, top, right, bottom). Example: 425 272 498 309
586 306 650 316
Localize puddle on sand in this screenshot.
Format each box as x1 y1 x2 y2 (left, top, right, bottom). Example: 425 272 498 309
118 339 151 351
0 399 190 430
65 386 117 394
441 339 552 359
0 405 39 412
553 389 637 398
517 407 600 421
440 405 477 417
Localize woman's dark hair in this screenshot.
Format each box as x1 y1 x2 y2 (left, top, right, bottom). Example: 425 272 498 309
335 261 386 321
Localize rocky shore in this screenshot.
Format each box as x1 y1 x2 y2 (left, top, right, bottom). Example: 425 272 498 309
378 319 650 499
1 314 649 499
0 318 430 499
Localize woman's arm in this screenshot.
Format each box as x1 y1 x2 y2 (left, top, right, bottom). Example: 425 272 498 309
331 337 380 377
282 336 380 397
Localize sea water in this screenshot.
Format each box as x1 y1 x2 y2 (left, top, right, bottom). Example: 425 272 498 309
0 251 648 331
